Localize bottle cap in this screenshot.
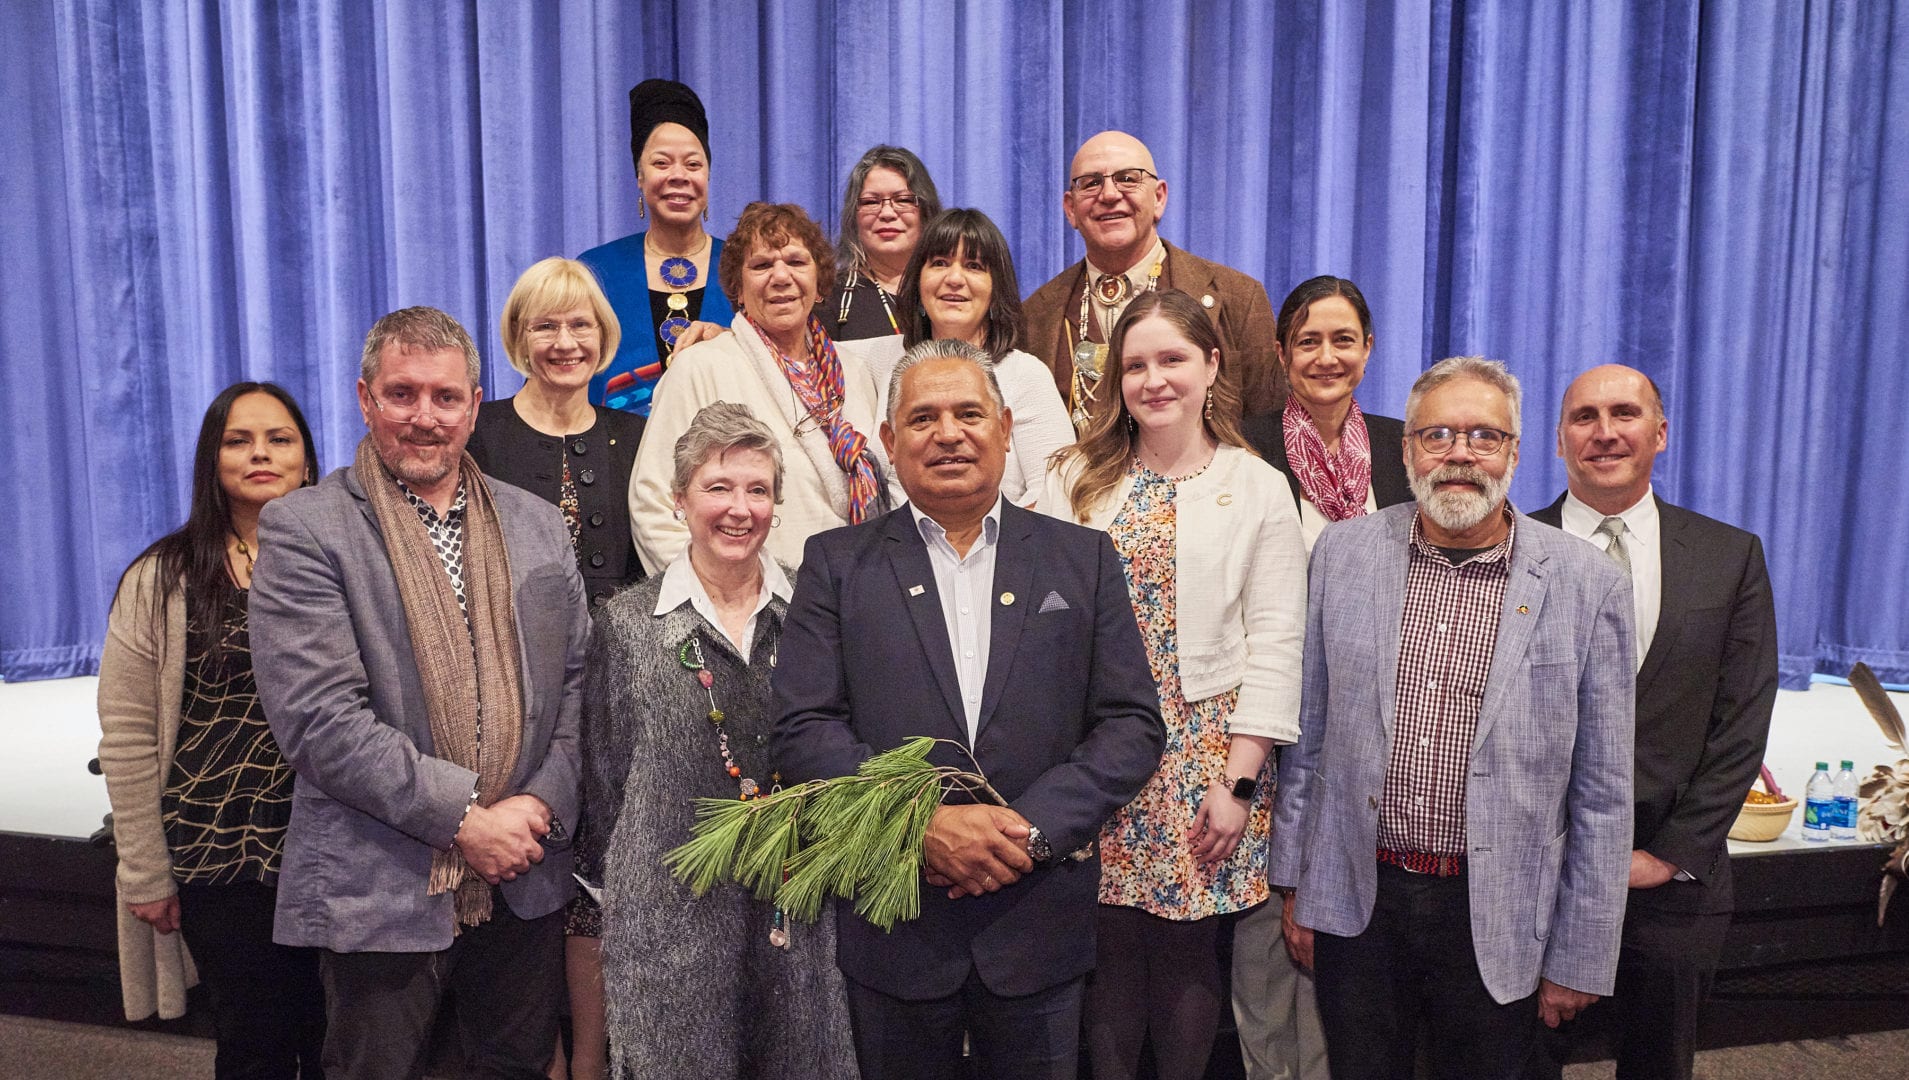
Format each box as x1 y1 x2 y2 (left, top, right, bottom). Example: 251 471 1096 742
1815 761 1829 771
1841 760 1855 770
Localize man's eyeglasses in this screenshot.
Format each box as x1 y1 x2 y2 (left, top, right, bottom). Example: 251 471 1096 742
370 388 471 426
526 318 599 342
1068 168 1159 197
856 193 921 215
1408 426 1517 456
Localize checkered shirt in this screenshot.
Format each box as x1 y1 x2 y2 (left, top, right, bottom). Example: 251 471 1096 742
1377 508 1516 858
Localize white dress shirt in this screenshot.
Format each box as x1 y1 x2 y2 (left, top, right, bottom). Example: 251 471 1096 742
1560 488 1661 666
909 497 1004 745
653 548 794 657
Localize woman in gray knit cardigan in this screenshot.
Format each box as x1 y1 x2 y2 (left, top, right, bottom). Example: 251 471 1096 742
582 402 858 1078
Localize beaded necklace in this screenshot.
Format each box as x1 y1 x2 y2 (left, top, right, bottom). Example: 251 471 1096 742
677 632 791 947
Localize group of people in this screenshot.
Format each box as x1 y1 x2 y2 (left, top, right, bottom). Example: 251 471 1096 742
94 77 1780 1080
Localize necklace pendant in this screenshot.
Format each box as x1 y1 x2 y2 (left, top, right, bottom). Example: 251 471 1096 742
660 256 698 289
660 315 691 348
666 291 689 312
739 777 759 799
1073 340 1106 378
770 906 790 949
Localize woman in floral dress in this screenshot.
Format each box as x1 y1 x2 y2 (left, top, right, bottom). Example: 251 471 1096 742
1042 289 1307 1080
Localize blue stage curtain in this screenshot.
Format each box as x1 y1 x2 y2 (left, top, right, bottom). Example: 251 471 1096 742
2 0 1904 687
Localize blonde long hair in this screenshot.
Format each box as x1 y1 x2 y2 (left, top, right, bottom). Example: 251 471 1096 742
1051 289 1250 522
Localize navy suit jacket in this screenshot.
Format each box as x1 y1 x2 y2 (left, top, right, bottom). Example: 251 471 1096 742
772 501 1165 1000
1532 494 1777 914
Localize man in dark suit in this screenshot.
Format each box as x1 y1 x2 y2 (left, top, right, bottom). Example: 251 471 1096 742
1023 130 1280 428
772 339 1165 1080
1528 363 1778 1080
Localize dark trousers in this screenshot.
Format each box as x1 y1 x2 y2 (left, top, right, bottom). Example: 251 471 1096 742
844 968 1084 1080
1086 903 1224 1080
1526 903 1730 1080
175 880 327 1080
317 893 564 1080
1313 864 1538 1080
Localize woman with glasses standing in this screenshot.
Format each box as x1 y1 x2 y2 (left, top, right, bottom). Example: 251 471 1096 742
578 79 732 417
466 256 639 1080
825 145 942 341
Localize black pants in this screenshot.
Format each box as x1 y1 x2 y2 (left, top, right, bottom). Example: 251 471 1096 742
1526 903 1730 1080
317 893 563 1080
175 880 327 1080
844 968 1084 1080
1086 903 1225 1080
1313 864 1537 1080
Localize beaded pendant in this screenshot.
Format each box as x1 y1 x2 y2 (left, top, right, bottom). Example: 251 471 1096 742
660 256 698 289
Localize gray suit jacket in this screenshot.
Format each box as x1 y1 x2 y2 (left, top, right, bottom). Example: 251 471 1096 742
1269 503 1637 1002
251 465 590 952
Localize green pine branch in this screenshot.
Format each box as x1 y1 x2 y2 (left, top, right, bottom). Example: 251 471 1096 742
662 735 1003 932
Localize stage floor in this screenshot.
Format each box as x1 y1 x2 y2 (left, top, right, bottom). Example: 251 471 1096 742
3 674 1903 842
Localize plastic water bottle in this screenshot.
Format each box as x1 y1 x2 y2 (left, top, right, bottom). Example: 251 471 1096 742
1803 763 1834 841
1832 760 1859 840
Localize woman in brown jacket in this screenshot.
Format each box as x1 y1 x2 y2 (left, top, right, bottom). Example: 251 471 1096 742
98 382 327 1077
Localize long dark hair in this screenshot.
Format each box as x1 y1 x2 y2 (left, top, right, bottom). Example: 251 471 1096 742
1275 275 1373 358
113 382 319 641
896 208 1024 360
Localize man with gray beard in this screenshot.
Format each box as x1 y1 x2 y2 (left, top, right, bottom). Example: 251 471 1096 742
1267 356 1636 1079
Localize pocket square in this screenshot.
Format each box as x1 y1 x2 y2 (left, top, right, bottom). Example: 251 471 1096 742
1038 590 1069 614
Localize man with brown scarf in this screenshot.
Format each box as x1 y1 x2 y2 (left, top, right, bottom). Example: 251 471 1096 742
251 307 590 1078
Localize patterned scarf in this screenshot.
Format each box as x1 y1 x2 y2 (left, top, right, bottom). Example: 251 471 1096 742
1281 395 1374 522
749 313 886 523
354 436 525 931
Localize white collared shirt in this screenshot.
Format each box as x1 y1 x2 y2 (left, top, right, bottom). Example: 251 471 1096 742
909 497 1004 745
654 549 794 658
1560 488 1661 666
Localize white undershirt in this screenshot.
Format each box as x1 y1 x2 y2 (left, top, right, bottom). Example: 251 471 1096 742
1559 488 1661 667
1298 486 1380 555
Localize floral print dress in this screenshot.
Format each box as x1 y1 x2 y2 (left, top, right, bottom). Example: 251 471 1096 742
1099 460 1273 920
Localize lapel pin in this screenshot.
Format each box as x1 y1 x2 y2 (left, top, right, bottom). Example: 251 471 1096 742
1000 592 1016 606
1201 294 1215 309
1217 493 1234 507
1517 605 1529 614
908 584 925 597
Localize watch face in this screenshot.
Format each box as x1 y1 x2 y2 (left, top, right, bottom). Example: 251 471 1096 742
1231 777 1258 801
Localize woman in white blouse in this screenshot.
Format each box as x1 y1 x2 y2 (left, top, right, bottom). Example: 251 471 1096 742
1040 289 1306 1080
863 207 1073 506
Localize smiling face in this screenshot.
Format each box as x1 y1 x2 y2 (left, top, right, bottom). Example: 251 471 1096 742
855 166 921 274
677 447 776 571
357 344 479 494
1405 377 1520 541
739 239 821 347
919 240 995 346
1119 314 1219 442
639 122 709 229
218 391 308 514
1062 131 1167 269
523 305 601 394
1282 295 1372 415
1557 364 1666 514
880 357 1012 525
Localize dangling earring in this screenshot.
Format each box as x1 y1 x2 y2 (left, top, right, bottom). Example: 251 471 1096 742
702 204 710 224
1126 412 1137 437
638 177 648 222
1204 387 1215 421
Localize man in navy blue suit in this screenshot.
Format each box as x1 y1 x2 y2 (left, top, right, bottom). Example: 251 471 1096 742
773 339 1165 1080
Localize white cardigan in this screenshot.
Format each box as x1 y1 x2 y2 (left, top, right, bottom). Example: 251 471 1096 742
1038 443 1306 743
861 339 1075 506
629 316 896 574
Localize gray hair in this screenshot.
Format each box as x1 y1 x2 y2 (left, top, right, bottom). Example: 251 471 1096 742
671 402 785 502
1405 356 1522 436
835 145 943 272
886 339 1007 423
361 306 482 386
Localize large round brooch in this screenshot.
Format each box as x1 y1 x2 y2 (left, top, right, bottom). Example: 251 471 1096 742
1094 273 1132 307
660 256 698 289
660 316 691 346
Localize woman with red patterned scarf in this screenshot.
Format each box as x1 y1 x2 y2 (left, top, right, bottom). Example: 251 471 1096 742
629 202 895 574
1231 274 1414 1080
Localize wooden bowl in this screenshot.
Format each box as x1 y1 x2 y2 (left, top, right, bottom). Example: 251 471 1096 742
1728 797 1798 842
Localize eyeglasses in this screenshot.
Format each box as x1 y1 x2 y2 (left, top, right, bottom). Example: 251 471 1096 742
856 193 921 215
1408 426 1517 456
370 388 472 426
526 318 600 342
1068 168 1159 196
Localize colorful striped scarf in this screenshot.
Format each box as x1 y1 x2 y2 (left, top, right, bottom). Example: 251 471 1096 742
749 313 886 523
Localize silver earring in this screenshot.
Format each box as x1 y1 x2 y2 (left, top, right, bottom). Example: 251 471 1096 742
672 507 685 521
771 515 782 528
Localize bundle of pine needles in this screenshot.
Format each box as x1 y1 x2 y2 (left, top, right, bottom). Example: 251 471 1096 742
664 736 1003 932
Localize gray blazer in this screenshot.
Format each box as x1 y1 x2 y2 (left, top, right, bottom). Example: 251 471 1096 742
251 465 591 953
1269 502 1636 1002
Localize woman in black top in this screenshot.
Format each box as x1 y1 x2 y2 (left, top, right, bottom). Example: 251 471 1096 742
823 145 942 341
98 382 326 1076
469 256 646 610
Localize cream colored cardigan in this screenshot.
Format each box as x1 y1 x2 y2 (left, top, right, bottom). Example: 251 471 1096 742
96 555 198 1020
1038 444 1307 742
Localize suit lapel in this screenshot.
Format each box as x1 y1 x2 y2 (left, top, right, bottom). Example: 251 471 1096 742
1634 495 1686 695
1474 526 1550 754
976 507 1035 738
883 512 968 737
1374 509 1412 741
